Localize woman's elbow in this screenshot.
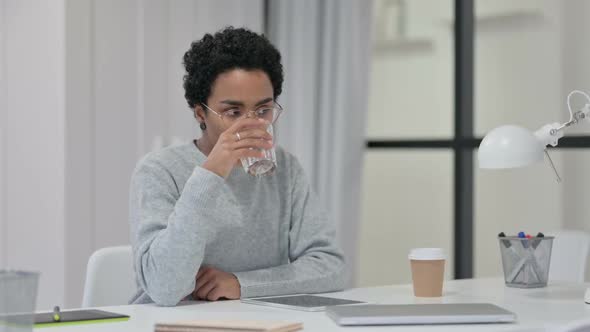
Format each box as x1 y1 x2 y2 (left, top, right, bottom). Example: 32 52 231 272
325 256 348 291
148 287 186 307
140 264 193 306
332 268 348 291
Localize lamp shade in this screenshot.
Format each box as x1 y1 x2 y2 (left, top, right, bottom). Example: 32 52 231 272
478 125 545 169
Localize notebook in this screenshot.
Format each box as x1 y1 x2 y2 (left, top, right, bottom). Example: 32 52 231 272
154 320 303 332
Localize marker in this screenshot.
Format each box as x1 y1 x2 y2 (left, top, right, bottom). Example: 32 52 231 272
53 306 61 322
518 231 528 248
532 232 545 249
498 232 511 248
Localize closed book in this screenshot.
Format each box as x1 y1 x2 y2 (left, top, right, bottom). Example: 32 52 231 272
154 320 303 332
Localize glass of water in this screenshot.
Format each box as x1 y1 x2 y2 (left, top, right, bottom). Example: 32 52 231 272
201 101 283 177
0 270 39 332
240 124 277 177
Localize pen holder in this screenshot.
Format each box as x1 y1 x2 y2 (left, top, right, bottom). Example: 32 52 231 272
498 236 554 288
0 270 39 332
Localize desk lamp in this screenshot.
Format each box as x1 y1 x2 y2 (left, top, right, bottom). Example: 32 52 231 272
478 90 590 304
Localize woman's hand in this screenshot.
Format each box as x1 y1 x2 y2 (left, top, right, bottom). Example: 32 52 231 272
193 266 241 301
202 118 273 178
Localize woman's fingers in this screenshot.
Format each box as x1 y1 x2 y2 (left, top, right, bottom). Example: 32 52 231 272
195 279 217 300
232 128 272 141
206 287 222 301
201 117 272 178
196 266 210 280
195 269 214 290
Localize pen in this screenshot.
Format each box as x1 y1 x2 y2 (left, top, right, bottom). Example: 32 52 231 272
518 231 529 248
498 232 511 248
53 306 61 322
532 232 544 249
499 232 523 282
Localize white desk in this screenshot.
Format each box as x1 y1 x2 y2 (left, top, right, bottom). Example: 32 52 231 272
41 278 590 331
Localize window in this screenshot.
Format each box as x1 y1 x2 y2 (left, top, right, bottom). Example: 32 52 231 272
360 0 590 286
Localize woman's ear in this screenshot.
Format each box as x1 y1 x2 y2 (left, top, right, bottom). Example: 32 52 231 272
194 106 206 123
195 107 207 131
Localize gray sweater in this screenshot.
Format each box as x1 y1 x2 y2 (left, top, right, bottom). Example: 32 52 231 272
128 142 346 306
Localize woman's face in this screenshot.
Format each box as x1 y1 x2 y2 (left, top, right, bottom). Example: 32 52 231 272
196 69 275 145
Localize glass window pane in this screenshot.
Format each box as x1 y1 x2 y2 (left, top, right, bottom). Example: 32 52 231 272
366 0 453 139
358 150 454 286
474 0 563 137
475 150 564 278
561 150 590 232
474 0 590 279
561 150 590 280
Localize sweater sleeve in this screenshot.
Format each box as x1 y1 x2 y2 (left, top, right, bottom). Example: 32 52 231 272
129 159 239 306
233 159 347 298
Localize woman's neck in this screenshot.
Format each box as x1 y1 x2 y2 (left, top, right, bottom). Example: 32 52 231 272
195 136 213 156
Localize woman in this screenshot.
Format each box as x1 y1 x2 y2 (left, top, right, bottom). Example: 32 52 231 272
129 27 346 306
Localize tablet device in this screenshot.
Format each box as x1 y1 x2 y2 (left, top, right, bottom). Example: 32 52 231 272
34 309 129 327
241 294 365 312
1 309 129 328
326 303 517 325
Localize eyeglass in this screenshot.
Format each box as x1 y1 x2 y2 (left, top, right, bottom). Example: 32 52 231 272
201 101 284 127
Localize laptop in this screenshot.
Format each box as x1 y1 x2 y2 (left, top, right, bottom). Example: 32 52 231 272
326 303 517 326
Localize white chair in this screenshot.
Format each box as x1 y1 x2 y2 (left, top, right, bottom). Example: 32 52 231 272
82 245 136 307
548 230 590 283
552 318 590 332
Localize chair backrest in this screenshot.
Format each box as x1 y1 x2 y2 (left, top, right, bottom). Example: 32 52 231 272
552 318 590 332
82 245 136 307
548 230 590 283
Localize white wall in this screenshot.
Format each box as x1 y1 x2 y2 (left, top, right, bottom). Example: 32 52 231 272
2 0 263 309
0 126 3 269
64 0 96 310
2 0 66 309
0 0 5 269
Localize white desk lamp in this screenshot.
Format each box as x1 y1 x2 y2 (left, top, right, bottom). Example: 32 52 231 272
478 90 590 303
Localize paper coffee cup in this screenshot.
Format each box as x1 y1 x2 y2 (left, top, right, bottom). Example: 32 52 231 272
409 248 446 297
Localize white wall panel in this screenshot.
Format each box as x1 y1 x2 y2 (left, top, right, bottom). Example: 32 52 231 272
64 0 94 307
3 0 66 310
0 0 5 268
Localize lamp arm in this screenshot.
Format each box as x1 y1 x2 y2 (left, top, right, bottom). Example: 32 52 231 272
531 123 564 182
532 95 590 183
533 100 590 148
534 123 564 147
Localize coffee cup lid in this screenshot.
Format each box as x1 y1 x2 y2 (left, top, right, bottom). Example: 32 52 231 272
408 248 446 260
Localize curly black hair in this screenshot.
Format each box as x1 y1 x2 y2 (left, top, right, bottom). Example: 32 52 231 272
182 27 284 110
